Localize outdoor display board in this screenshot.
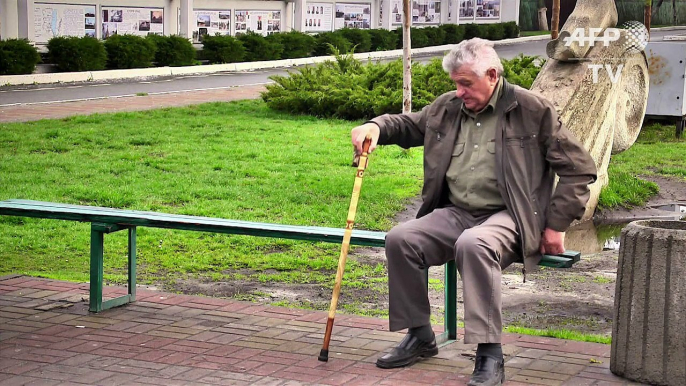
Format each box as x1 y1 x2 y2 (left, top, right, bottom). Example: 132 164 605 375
391 0 441 24
235 10 281 36
193 9 231 42
305 2 333 32
334 3 371 29
476 0 500 19
460 0 500 20
34 2 96 43
101 6 163 39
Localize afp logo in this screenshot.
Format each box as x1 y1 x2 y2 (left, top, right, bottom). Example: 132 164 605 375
563 21 649 54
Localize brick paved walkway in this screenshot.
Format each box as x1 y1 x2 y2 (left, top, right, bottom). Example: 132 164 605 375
0 275 642 386
0 84 266 123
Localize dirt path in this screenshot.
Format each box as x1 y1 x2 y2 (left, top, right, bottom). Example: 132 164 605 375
167 175 686 337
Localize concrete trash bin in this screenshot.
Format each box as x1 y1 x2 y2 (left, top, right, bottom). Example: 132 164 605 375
611 220 686 385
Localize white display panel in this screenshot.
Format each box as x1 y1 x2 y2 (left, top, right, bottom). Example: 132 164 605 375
334 3 371 29
34 3 96 43
305 2 333 32
475 0 500 19
101 6 164 39
235 10 281 36
391 0 441 24
193 9 231 42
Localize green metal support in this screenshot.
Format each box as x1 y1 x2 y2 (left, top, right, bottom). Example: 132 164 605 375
89 223 137 312
89 224 104 313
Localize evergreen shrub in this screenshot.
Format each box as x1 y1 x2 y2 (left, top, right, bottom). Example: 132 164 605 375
368 28 398 51
146 34 195 66
47 36 106 72
104 34 155 69
337 28 372 53
201 34 245 63
0 39 41 75
237 31 283 61
267 31 316 59
313 32 351 56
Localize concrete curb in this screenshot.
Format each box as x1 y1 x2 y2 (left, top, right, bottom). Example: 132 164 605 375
2 27 684 86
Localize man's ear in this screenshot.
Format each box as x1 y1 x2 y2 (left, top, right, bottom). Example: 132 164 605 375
487 68 498 83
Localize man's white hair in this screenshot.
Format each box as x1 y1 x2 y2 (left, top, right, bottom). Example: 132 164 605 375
442 38 504 77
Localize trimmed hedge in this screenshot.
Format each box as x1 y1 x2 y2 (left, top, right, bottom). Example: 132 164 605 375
104 34 155 69
337 28 372 53
146 34 195 66
368 28 398 51
201 34 245 64
267 31 316 59
8 21 521 74
0 39 41 75
262 52 544 120
237 31 283 61
47 36 106 72
313 31 352 56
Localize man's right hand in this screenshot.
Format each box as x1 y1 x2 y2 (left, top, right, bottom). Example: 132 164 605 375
351 123 380 155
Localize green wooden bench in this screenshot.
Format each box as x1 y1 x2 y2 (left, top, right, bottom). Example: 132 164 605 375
0 199 579 343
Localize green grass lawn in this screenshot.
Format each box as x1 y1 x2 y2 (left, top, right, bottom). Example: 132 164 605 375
520 30 552 37
598 122 686 208
0 100 423 290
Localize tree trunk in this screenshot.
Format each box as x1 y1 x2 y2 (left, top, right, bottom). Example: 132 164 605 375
402 0 411 114
673 0 678 25
538 8 549 31
645 1 652 34
551 0 560 39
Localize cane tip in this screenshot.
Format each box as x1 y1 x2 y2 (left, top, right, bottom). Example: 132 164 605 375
318 349 329 362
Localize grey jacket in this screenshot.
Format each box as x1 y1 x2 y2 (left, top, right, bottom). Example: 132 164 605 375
370 79 598 271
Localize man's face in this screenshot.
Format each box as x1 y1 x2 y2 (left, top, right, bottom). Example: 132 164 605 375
450 66 499 112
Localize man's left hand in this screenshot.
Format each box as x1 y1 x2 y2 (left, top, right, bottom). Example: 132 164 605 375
540 228 565 255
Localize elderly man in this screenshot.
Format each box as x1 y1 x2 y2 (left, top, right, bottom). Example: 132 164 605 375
351 38 597 385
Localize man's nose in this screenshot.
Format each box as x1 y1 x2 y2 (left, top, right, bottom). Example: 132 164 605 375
455 88 465 98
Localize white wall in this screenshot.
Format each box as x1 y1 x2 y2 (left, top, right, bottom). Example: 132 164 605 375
2 0 520 42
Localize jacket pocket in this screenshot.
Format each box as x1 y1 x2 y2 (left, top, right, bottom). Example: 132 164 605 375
487 141 496 154
452 143 465 157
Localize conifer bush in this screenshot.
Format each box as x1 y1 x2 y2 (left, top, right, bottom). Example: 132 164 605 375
47 36 107 72
0 39 41 75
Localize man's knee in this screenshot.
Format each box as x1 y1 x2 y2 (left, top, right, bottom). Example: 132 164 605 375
455 228 491 256
386 222 422 250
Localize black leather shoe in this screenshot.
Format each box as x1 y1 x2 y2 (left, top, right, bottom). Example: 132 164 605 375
375 333 438 369
468 355 505 386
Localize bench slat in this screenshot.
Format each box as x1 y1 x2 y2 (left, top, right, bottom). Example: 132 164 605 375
0 199 386 247
0 199 579 266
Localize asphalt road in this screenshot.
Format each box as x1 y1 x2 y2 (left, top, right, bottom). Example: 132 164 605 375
0 30 678 107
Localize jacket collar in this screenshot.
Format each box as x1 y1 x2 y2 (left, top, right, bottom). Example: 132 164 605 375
448 77 519 115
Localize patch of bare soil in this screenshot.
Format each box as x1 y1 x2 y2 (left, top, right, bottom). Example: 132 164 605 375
166 176 686 337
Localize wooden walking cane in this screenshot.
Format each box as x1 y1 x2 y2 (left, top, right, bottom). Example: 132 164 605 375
318 136 372 362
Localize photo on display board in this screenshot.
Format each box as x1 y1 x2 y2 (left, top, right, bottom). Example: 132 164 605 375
110 10 122 22
151 11 163 23
219 11 230 19
85 17 95 29
197 14 210 27
139 21 150 31
85 29 95 38
85 10 95 18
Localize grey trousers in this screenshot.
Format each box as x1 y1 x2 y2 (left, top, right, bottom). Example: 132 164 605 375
385 206 520 344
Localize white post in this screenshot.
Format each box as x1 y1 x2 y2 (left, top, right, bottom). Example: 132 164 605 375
402 0 411 113
0 0 17 39
381 0 392 30
293 0 305 32
285 1 294 32
451 0 460 25
179 0 193 38
440 0 450 24
17 0 34 40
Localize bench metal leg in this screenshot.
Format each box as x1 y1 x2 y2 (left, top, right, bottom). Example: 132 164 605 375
89 223 137 313
435 260 458 345
89 225 105 312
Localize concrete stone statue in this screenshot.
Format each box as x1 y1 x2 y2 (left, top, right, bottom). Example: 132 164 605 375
531 0 650 221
